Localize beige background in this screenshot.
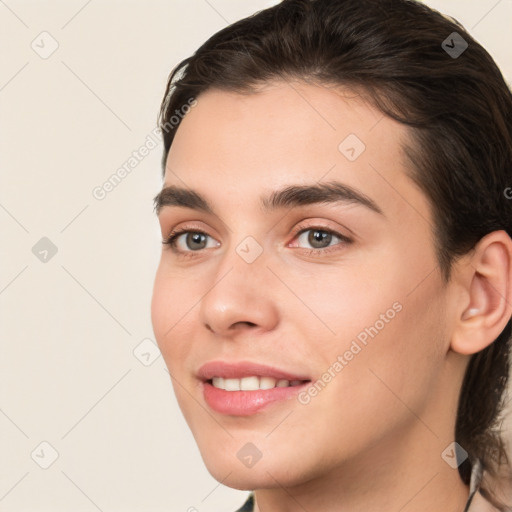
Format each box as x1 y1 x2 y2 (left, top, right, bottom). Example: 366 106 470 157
1 1 511 510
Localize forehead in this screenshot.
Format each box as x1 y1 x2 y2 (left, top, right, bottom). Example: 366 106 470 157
163 81 432 226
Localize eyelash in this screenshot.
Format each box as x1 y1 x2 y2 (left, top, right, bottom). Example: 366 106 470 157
162 223 352 258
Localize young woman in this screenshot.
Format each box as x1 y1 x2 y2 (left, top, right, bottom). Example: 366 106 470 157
151 1 512 510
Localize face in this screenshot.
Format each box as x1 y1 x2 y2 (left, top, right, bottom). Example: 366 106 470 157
151 81 458 489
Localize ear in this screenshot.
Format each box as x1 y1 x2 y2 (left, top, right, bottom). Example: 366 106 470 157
451 230 512 355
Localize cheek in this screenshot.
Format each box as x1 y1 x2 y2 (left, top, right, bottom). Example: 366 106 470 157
301 243 447 399
150 265 171 345
289 288 447 470
150 264 196 365
151 266 204 423
318 267 447 429
286 260 404 360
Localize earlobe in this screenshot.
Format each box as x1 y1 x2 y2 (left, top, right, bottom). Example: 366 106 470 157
451 230 512 356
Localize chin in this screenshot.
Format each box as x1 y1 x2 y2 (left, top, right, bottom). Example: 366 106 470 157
200 448 311 491
204 464 281 491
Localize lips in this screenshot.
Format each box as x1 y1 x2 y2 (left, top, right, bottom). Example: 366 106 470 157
198 360 312 416
197 360 311 382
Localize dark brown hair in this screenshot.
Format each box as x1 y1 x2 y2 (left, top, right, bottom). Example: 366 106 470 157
157 0 512 508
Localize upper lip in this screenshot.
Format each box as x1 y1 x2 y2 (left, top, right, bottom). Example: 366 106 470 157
197 360 311 381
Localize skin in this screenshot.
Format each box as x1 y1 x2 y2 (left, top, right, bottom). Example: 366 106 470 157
151 81 512 512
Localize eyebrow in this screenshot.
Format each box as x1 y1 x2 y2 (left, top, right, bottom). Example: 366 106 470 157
153 181 383 217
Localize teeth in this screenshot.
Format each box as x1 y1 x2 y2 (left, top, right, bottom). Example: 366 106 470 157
240 376 259 391
259 377 277 389
212 377 224 389
224 378 240 391
210 376 306 391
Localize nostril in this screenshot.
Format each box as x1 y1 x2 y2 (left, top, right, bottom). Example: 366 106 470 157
236 321 257 328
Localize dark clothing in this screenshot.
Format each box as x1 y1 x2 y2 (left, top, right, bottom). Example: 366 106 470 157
234 493 254 512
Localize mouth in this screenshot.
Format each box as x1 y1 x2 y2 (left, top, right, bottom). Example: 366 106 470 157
198 361 312 416
207 376 309 390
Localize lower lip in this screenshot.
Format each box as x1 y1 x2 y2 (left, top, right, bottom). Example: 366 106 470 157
202 381 311 416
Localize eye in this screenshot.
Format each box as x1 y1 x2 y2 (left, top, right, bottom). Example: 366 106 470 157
162 224 352 257
291 225 352 255
162 228 219 253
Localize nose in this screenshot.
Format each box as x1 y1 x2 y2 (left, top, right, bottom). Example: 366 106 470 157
198 243 280 338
